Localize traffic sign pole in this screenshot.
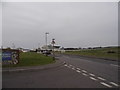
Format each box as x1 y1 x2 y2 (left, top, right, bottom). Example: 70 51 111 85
51 39 55 60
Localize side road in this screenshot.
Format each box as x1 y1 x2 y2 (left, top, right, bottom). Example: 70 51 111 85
2 59 65 73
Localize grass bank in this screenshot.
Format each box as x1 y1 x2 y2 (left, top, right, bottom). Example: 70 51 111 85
64 47 119 60
3 52 55 67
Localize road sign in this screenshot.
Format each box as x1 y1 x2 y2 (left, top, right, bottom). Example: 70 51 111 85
2 49 19 64
51 39 55 44
2 52 12 61
51 41 55 44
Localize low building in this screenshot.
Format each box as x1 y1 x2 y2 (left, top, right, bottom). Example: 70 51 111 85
41 44 61 51
53 45 61 51
21 49 30 52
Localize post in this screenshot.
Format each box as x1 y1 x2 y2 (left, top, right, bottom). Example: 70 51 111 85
53 42 55 60
45 32 49 56
52 39 55 60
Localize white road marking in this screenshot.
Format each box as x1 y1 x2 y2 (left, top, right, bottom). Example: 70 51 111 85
110 64 120 67
89 77 97 81
82 70 87 73
64 64 118 88
97 77 106 81
82 73 88 76
76 68 81 70
76 70 81 73
67 66 71 68
109 82 119 87
72 68 75 70
89 73 95 76
64 64 68 66
100 82 112 88
69 65 73 67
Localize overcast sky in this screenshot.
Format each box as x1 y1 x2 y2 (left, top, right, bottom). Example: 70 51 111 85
2 2 118 49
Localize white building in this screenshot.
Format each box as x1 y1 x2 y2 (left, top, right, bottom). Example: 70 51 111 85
41 44 61 51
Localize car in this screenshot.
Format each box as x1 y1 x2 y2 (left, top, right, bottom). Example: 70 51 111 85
42 50 51 55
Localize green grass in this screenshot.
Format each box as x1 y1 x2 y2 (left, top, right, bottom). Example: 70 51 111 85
64 47 119 60
3 52 55 67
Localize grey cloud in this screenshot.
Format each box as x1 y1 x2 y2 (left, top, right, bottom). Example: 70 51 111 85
2 2 118 48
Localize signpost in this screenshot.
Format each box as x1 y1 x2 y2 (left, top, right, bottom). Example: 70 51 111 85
51 39 55 60
2 52 12 61
2 49 19 65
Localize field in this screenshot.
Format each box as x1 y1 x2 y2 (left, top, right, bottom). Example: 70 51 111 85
3 52 55 67
64 47 119 60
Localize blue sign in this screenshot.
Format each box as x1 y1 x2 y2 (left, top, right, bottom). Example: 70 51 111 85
2 52 12 61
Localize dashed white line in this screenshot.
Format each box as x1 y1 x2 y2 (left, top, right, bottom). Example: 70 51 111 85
69 65 73 67
64 63 118 88
89 73 95 76
97 77 106 81
67 66 71 68
82 70 87 73
89 77 97 81
76 68 81 70
82 73 88 76
72 68 75 70
100 82 112 88
109 82 119 87
64 64 68 66
76 70 81 73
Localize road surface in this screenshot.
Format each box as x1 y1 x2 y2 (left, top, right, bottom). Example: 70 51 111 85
2 54 119 88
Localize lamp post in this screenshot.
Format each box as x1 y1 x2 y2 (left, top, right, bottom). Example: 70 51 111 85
45 32 49 49
45 32 49 56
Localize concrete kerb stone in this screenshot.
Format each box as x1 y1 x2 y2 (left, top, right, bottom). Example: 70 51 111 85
2 59 65 73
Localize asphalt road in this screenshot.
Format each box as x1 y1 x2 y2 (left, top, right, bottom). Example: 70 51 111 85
2 54 119 88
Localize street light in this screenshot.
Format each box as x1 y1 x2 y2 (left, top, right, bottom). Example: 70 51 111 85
45 32 49 56
45 32 49 49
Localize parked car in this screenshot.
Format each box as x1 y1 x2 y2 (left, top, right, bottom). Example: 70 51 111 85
42 50 51 55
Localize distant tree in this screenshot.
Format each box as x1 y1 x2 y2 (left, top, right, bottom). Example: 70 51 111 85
88 47 92 49
79 47 81 49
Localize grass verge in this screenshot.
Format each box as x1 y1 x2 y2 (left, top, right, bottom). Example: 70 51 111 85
3 52 55 68
64 47 119 60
